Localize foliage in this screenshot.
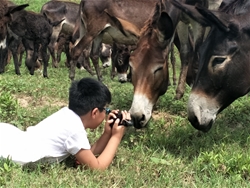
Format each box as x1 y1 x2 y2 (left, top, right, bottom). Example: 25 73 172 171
0 157 18 186
0 89 18 123
1 53 250 187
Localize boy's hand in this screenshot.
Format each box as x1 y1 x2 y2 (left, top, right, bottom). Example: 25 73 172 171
111 110 130 138
111 118 126 139
120 110 131 126
104 109 119 134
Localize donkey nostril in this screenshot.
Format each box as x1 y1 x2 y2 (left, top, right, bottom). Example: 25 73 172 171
188 115 199 129
119 80 126 83
193 116 198 124
140 114 145 126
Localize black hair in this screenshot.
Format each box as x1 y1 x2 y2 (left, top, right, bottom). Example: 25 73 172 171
68 77 111 116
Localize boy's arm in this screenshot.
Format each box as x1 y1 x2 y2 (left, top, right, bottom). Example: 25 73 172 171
75 121 125 170
90 131 111 155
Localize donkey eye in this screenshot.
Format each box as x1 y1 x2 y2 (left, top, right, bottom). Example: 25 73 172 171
212 57 226 66
154 67 163 74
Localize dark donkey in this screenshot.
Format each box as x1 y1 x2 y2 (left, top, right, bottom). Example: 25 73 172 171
41 1 80 68
171 0 250 132
168 0 222 100
0 1 28 74
8 9 53 77
41 0 112 77
111 43 137 83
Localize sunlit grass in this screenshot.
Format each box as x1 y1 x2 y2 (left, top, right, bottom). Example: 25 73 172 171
1 52 250 187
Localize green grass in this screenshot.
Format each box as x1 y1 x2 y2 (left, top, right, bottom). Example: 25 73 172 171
2 55 250 187
1 0 250 187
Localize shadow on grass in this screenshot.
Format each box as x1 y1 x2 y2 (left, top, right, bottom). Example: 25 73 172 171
123 94 250 164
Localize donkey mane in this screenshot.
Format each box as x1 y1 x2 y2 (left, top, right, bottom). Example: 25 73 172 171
219 0 250 14
140 18 154 38
140 1 163 38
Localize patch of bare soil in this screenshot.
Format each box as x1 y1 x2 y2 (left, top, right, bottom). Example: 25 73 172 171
152 110 176 128
13 94 67 108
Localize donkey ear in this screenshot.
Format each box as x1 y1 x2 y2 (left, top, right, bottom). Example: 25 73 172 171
171 0 230 32
158 12 174 40
8 4 29 15
152 11 174 45
170 0 210 26
196 5 229 32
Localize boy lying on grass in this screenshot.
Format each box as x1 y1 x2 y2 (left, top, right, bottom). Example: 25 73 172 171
0 77 130 170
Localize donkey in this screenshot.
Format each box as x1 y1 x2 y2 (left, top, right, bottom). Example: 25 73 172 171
128 0 222 128
69 0 159 81
128 1 181 128
41 1 79 68
41 0 120 81
0 1 29 74
8 9 53 77
171 0 250 132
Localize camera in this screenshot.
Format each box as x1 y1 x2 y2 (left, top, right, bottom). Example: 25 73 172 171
108 110 133 128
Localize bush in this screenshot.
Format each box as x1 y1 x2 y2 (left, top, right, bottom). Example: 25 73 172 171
0 91 18 122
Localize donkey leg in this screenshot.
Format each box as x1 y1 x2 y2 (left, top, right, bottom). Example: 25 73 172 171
70 34 94 81
170 43 177 85
10 48 21 75
48 43 58 68
90 36 103 81
110 45 116 80
22 39 36 75
90 54 102 81
8 38 21 75
18 42 25 67
29 43 39 76
41 44 50 78
175 23 190 100
0 48 8 74
81 45 94 75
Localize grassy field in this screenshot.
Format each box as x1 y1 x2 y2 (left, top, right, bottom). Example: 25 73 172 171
1 0 250 187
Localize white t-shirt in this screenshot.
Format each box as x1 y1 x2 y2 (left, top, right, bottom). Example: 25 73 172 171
0 107 91 165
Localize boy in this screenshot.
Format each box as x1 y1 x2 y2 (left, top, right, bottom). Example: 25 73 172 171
0 77 129 170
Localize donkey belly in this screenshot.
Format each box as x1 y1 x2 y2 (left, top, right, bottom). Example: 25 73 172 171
103 27 138 45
